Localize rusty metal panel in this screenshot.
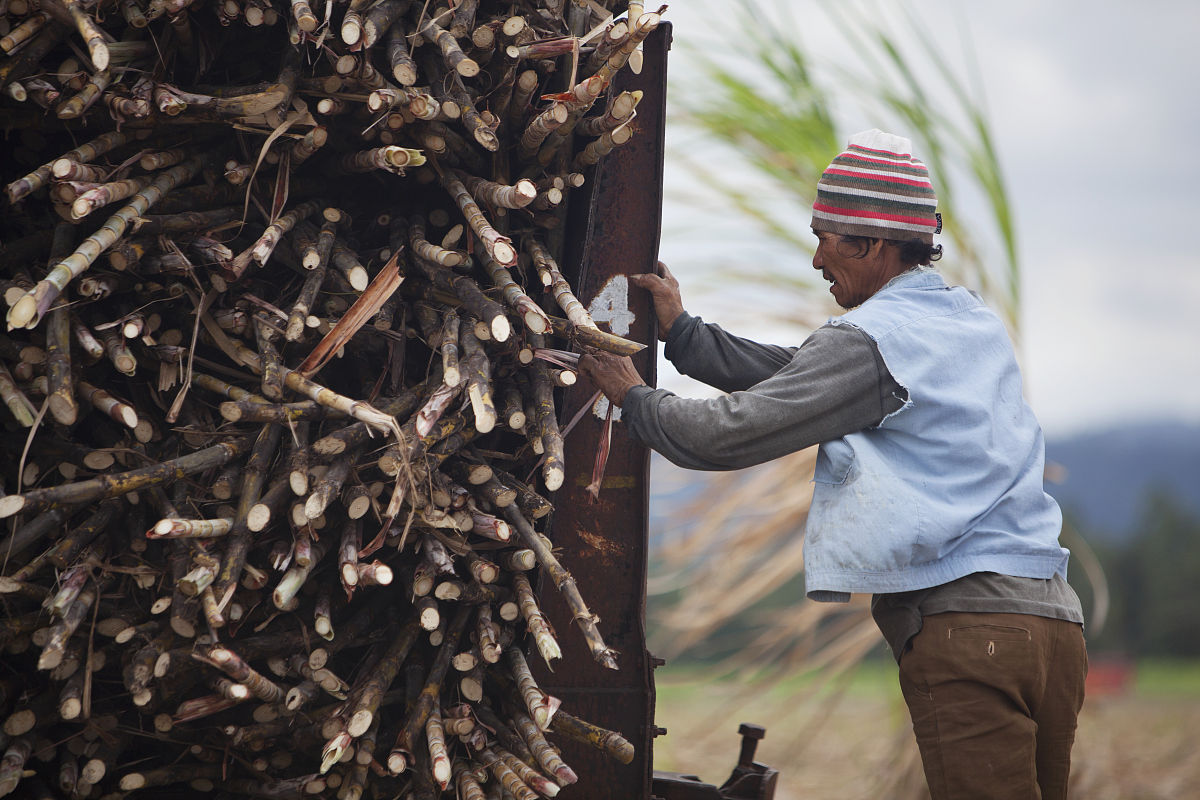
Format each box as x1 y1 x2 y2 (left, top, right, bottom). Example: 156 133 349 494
532 23 673 800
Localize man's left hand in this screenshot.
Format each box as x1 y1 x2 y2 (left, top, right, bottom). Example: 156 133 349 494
577 352 646 407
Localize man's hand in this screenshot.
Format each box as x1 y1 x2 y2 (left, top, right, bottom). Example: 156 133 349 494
629 261 684 341
577 351 647 407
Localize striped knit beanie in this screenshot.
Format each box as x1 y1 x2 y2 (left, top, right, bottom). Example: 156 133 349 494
811 129 940 244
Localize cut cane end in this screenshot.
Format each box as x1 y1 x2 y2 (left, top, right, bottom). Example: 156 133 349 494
474 411 496 435
119 774 146 791
491 314 512 342
247 504 271 532
523 310 549 334
8 293 39 330
347 711 372 738
393 64 418 86
543 468 564 492
0 495 26 518
37 648 64 670
348 267 369 291
304 495 327 520
92 46 110 72
48 395 78 425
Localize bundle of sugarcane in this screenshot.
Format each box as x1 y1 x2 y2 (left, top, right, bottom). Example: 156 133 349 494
0 0 659 795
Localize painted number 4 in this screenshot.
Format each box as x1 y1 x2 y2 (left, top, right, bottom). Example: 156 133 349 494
587 275 635 337
587 276 636 420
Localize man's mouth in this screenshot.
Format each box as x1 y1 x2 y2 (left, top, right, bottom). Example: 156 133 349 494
823 271 836 286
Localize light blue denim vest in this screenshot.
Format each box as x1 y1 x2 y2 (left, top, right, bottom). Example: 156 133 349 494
804 269 1068 602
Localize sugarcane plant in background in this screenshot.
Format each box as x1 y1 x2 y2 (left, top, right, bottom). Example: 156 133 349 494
0 0 659 796
650 0 1029 794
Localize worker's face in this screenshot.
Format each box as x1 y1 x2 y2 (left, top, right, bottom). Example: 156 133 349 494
811 231 891 308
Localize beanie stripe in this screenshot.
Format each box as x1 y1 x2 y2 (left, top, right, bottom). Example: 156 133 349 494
817 183 937 208
812 203 937 229
835 154 930 175
811 129 939 244
822 167 937 190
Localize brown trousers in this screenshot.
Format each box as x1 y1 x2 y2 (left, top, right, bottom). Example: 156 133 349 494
898 612 1088 800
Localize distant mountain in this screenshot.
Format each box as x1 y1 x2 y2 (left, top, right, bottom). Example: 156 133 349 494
1044 422 1200 542
647 422 1200 546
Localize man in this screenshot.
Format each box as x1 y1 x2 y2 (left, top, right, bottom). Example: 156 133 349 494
578 130 1087 800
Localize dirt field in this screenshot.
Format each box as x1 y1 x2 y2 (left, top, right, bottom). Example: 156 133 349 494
652 663 1200 799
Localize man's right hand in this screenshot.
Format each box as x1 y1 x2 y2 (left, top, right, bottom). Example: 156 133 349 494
629 261 684 341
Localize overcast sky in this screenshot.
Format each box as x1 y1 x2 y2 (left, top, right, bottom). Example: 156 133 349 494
652 1 1200 439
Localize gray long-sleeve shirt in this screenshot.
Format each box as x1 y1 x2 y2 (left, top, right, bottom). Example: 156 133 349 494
622 311 1082 660
622 313 907 470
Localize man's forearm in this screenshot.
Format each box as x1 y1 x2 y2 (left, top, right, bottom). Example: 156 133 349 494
665 314 797 393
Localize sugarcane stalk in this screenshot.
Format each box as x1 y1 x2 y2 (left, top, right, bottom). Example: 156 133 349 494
387 604 469 774
505 505 617 669
47 500 116 568
98 326 136 375
453 758 486 800
0 737 33 797
511 571 561 665
0 506 70 568
338 145 425 174
246 474 291 532
148 517 234 539
417 13 478 77
513 710 577 786
577 89 641 137
211 330 399 437
496 746 560 798
549 709 634 764
383 17 417 84
440 171 516 267
507 647 551 728
525 237 597 329
0 361 36 426
526 361 564 491
231 198 323 280
458 323 496 434
344 619 419 738
38 583 96 670
118 762 222 791
426 311 462 389
480 747 539 800
54 65 110 119
481 250 552 335
574 122 634 170
287 210 338 341
8 157 202 330
1 12 49 53
425 705 451 788
0 437 246 518
518 102 568 161
6 129 130 203
44 301 76 424
61 0 107 70
272 534 327 610
360 0 403 48
408 214 465 267
199 646 284 703
305 450 354 520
